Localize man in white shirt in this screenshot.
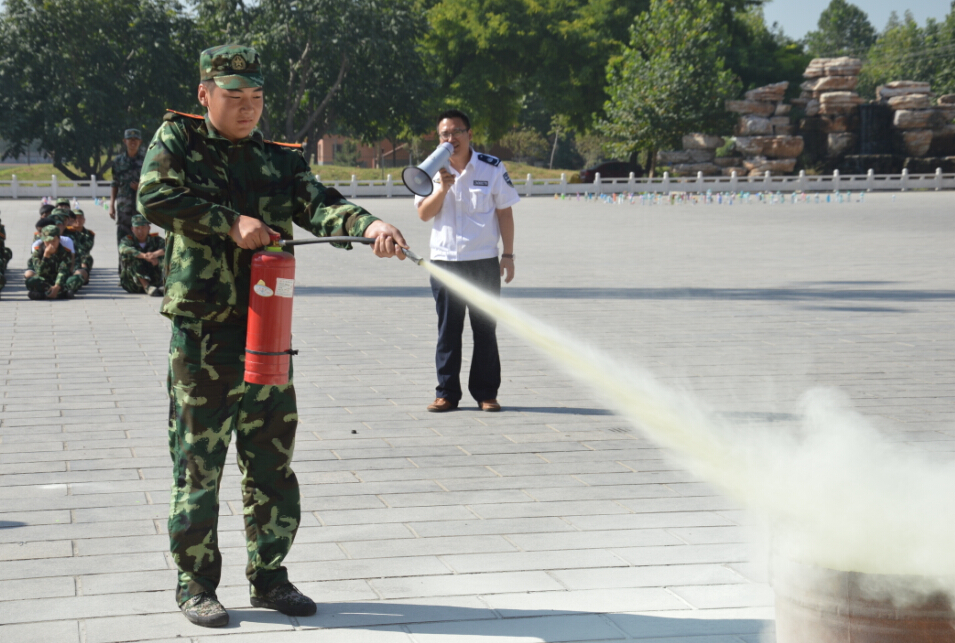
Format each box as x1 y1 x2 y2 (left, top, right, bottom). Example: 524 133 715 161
415 110 519 412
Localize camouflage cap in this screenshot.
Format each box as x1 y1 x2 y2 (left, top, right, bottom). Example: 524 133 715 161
200 45 263 90
124 128 142 140
50 207 70 224
131 214 149 227
41 225 59 242
55 197 70 207
72 209 85 217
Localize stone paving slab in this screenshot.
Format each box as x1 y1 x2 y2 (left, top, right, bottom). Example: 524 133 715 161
1 192 952 641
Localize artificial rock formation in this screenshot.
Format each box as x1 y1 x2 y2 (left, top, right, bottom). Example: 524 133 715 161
724 82 802 175
876 80 955 157
795 58 864 158
656 134 727 176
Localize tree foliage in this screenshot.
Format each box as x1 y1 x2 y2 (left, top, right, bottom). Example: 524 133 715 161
600 0 740 174
497 128 548 164
194 0 429 151
858 8 955 98
803 0 877 57
419 0 649 144
724 5 811 94
0 0 199 178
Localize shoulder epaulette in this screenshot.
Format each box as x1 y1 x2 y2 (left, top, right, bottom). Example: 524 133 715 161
265 140 303 149
477 153 501 167
150 232 160 237
88 230 95 236
164 109 204 122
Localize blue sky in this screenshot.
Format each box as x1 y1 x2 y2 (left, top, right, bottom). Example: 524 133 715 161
762 0 952 40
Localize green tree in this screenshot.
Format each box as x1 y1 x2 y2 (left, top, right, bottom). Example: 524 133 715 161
859 8 955 98
497 128 548 164
195 0 429 152
724 5 811 94
803 0 877 57
574 133 609 168
419 0 649 144
0 0 199 178
600 0 740 176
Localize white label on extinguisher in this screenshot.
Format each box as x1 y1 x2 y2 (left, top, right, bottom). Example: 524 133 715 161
275 278 295 298
253 280 274 297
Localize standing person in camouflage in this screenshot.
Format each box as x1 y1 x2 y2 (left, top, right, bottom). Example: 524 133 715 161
68 209 95 284
110 128 145 263
138 43 408 628
25 225 77 300
0 215 10 300
119 214 165 295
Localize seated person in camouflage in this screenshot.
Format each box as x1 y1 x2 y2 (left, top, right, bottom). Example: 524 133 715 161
30 216 75 255
25 225 78 300
68 209 95 284
0 216 10 300
49 206 72 226
119 214 165 296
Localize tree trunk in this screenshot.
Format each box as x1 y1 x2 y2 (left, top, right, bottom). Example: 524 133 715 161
548 127 560 170
290 54 349 144
647 148 657 178
49 150 89 181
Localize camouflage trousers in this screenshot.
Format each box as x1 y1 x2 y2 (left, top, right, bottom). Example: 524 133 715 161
25 275 81 297
120 259 163 294
0 247 10 289
167 317 300 606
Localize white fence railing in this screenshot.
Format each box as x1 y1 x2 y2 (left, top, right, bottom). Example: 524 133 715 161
2 168 953 200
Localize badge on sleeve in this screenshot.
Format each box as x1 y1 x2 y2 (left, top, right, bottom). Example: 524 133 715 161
503 171 513 188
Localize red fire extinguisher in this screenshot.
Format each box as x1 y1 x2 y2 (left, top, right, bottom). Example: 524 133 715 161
245 233 297 386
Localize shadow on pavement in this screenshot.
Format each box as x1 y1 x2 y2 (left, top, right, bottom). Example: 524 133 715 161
222 602 772 640
506 406 616 416
0 521 27 529
294 284 954 303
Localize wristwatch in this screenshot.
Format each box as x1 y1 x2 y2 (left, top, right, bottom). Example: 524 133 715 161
502 253 515 259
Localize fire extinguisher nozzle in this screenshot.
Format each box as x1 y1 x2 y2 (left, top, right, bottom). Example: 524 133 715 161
402 248 424 265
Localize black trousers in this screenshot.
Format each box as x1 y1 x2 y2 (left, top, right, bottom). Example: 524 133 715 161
430 258 501 404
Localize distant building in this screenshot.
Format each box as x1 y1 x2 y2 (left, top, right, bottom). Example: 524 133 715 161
0 140 50 164
315 135 410 168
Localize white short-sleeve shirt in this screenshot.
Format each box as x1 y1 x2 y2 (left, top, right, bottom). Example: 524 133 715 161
32 236 75 253
415 150 520 262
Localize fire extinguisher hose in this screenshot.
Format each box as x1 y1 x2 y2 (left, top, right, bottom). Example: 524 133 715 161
274 236 373 247
272 236 424 264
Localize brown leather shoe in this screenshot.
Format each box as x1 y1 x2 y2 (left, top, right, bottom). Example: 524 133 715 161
427 398 458 412
479 399 501 412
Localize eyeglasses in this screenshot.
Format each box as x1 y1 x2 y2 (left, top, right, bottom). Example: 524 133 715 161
438 128 469 140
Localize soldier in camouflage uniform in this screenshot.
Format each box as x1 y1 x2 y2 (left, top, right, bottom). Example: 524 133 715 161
0 216 10 300
68 209 95 283
25 225 77 300
119 214 165 295
138 44 408 628
110 128 146 260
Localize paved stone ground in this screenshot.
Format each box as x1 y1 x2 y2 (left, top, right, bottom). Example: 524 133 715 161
0 192 952 643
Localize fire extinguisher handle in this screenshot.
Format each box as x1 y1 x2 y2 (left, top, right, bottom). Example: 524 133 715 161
268 232 282 244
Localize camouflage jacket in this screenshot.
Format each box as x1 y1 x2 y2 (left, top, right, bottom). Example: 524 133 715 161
66 227 95 261
0 221 9 265
119 233 165 263
111 148 146 219
28 244 73 286
138 111 378 324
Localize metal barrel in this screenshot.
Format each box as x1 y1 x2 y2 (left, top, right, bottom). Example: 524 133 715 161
773 556 955 642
